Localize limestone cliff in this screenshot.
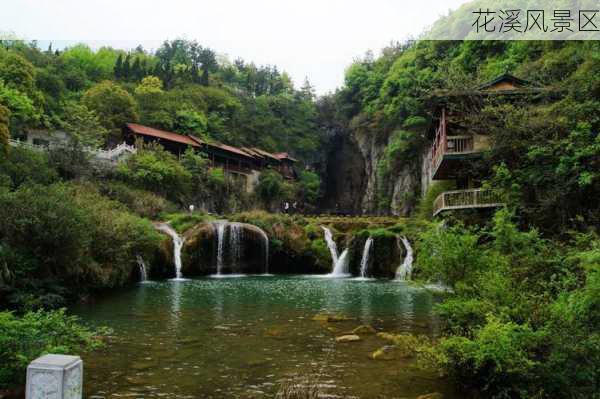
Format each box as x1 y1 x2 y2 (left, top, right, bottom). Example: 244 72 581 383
323 129 432 216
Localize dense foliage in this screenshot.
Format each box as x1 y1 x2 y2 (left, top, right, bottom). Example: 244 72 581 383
416 210 599 398
0 309 103 388
0 148 163 311
0 39 323 161
325 40 599 225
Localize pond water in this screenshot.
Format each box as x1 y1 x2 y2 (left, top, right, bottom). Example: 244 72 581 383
72 276 458 399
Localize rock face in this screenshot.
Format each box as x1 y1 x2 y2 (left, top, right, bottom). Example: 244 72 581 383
181 222 268 275
323 128 434 216
323 133 367 214
348 234 405 278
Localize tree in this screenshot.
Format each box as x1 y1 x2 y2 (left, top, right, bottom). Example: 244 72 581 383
256 170 284 208
174 109 208 137
0 81 40 130
122 54 131 80
60 101 108 148
298 170 321 204
82 81 138 134
117 142 191 200
131 57 143 81
0 48 36 94
199 48 217 86
0 105 9 153
114 53 123 79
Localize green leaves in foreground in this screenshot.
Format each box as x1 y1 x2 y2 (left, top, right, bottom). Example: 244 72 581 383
0 308 106 388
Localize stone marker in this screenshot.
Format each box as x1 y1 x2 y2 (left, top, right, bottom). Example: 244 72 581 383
26 354 83 399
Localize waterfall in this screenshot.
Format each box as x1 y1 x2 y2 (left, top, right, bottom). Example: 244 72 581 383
156 223 186 280
322 226 350 277
214 221 227 275
395 236 414 281
255 227 270 274
331 249 350 276
136 255 148 282
321 226 339 265
212 221 270 275
229 223 243 272
359 237 374 278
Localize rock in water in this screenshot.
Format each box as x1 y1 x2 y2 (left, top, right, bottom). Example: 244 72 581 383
352 325 377 335
416 393 443 399
371 346 397 360
312 312 351 322
335 334 361 343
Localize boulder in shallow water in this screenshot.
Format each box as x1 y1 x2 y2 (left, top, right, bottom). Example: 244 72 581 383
371 345 397 360
335 334 361 343
313 312 351 322
352 325 377 335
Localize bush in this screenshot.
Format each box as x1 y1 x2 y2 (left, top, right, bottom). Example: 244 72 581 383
439 316 543 398
98 179 173 218
417 222 493 286
0 182 163 310
0 146 58 189
0 309 104 388
163 212 212 234
117 141 191 201
257 170 284 207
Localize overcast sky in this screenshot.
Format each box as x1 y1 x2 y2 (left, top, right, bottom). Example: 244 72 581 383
2 0 469 94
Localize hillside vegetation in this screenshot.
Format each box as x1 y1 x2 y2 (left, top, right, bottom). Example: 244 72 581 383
0 39 323 161
323 40 599 228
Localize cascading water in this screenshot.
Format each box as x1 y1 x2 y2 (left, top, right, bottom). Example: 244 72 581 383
156 223 186 280
359 237 374 278
321 226 350 277
395 236 414 281
229 223 243 273
136 255 148 282
332 249 350 276
214 221 227 275
255 227 270 274
321 226 339 265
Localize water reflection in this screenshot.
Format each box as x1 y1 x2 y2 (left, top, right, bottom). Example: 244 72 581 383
73 276 457 399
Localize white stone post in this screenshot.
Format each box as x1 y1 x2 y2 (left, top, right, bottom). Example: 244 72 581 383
26 354 83 399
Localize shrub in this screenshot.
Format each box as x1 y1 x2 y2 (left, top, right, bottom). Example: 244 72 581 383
98 179 173 218
439 316 543 398
117 141 192 201
257 170 284 207
0 309 104 388
0 182 163 310
417 222 492 286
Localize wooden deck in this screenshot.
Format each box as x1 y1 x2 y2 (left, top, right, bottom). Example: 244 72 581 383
433 188 503 216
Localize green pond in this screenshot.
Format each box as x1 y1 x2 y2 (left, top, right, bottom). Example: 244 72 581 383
72 276 458 398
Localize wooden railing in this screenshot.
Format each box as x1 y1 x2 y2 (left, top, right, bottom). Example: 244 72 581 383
430 109 477 178
433 188 503 216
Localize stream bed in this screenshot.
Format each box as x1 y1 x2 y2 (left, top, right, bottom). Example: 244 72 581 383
72 275 458 398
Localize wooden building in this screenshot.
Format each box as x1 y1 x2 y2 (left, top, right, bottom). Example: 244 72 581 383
123 123 297 192
428 74 539 216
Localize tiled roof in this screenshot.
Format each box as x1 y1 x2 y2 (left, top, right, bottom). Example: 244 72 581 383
250 147 280 161
126 123 200 147
274 152 298 163
126 123 294 164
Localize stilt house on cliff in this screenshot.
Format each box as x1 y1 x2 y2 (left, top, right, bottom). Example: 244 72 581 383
427 73 545 216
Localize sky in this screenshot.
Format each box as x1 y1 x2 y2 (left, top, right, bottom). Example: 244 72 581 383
1 0 469 94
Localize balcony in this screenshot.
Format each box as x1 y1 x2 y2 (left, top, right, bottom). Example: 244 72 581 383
429 110 487 180
433 188 503 216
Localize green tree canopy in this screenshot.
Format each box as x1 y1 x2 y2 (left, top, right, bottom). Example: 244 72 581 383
82 80 138 133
